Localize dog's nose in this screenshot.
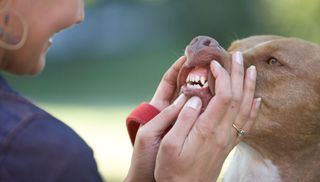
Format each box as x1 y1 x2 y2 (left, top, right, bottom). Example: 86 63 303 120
185 36 229 69
190 36 219 51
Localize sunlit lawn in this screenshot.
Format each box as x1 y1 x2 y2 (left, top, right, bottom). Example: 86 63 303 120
38 103 233 182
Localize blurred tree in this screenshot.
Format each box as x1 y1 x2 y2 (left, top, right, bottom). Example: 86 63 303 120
261 0 320 43
85 0 105 6
6 0 320 105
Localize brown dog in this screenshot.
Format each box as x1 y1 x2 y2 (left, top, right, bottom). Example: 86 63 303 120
177 35 320 182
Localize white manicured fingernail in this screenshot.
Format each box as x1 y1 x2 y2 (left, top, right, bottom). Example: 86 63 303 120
255 98 262 109
211 60 222 73
233 51 243 65
248 65 256 80
174 94 186 106
186 96 201 110
213 60 221 68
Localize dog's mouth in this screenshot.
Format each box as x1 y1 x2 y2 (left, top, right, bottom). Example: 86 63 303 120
176 36 231 111
185 66 209 89
178 64 215 110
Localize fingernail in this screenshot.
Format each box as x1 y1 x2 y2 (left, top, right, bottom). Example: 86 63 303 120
255 97 262 109
233 51 243 65
173 94 186 106
211 60 221 71
248 65 256 80
186 96 201 110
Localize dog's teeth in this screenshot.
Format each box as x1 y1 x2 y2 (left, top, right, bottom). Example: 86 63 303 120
200 76 205 85
193 75 197 82
195 75 200 82
186 74 209 89
186 75 190 83
189 75 193 82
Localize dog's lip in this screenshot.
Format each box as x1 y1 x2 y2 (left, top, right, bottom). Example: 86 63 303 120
180 84 211 97
181 84 212 109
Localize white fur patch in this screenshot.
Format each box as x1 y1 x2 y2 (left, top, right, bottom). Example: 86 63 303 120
242 40 275 54
223 142 282 182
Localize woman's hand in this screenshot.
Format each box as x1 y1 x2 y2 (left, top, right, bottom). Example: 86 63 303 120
125 56 187 182
149 56 186 110
154 52 261 182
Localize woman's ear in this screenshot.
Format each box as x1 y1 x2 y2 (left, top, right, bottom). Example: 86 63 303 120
0 2 28 50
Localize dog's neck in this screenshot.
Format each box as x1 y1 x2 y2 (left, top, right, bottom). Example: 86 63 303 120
223 142 282 182
224 141 320 182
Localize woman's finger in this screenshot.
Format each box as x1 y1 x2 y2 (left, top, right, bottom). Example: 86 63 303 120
242 98 261 132
150 56 186 110
200 60 232 129
141 94 187 137
235 97 261 143
230 51 244 106
233 65 257 129
220 51 245 127
163 96 202 153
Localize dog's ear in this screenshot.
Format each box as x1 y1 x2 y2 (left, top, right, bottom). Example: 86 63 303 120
228 35 283 52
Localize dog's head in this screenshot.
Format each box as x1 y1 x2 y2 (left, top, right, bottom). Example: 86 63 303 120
177 35 320 149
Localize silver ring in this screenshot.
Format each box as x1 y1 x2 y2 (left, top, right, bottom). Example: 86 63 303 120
232 124 247 137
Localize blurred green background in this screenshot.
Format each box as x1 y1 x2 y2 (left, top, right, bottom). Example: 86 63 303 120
4 0 320 181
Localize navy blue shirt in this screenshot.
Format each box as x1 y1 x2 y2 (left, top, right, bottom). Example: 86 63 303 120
0 75 103 182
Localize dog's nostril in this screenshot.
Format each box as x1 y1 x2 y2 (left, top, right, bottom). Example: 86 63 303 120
188 36 220 55
203 39 211 47
190 38 199 45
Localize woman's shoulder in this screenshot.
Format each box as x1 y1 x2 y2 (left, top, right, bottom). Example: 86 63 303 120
0 83 102 181
0 89 92 155
0 77 93 161
0 108 102 182
0 102 102 181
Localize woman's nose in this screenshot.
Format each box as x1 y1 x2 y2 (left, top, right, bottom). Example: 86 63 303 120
76 0 85 24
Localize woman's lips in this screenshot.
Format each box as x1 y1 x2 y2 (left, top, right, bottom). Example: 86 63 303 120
49 37 53 44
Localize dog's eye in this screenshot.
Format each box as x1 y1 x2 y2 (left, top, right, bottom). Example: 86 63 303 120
267 58 281 66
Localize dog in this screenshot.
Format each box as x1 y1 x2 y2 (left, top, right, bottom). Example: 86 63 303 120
177 35 320 182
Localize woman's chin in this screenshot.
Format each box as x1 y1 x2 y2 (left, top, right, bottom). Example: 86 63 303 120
30 58 46 75
17 58 46 75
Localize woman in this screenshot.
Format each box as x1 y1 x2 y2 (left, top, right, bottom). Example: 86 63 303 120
0 0 260 181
